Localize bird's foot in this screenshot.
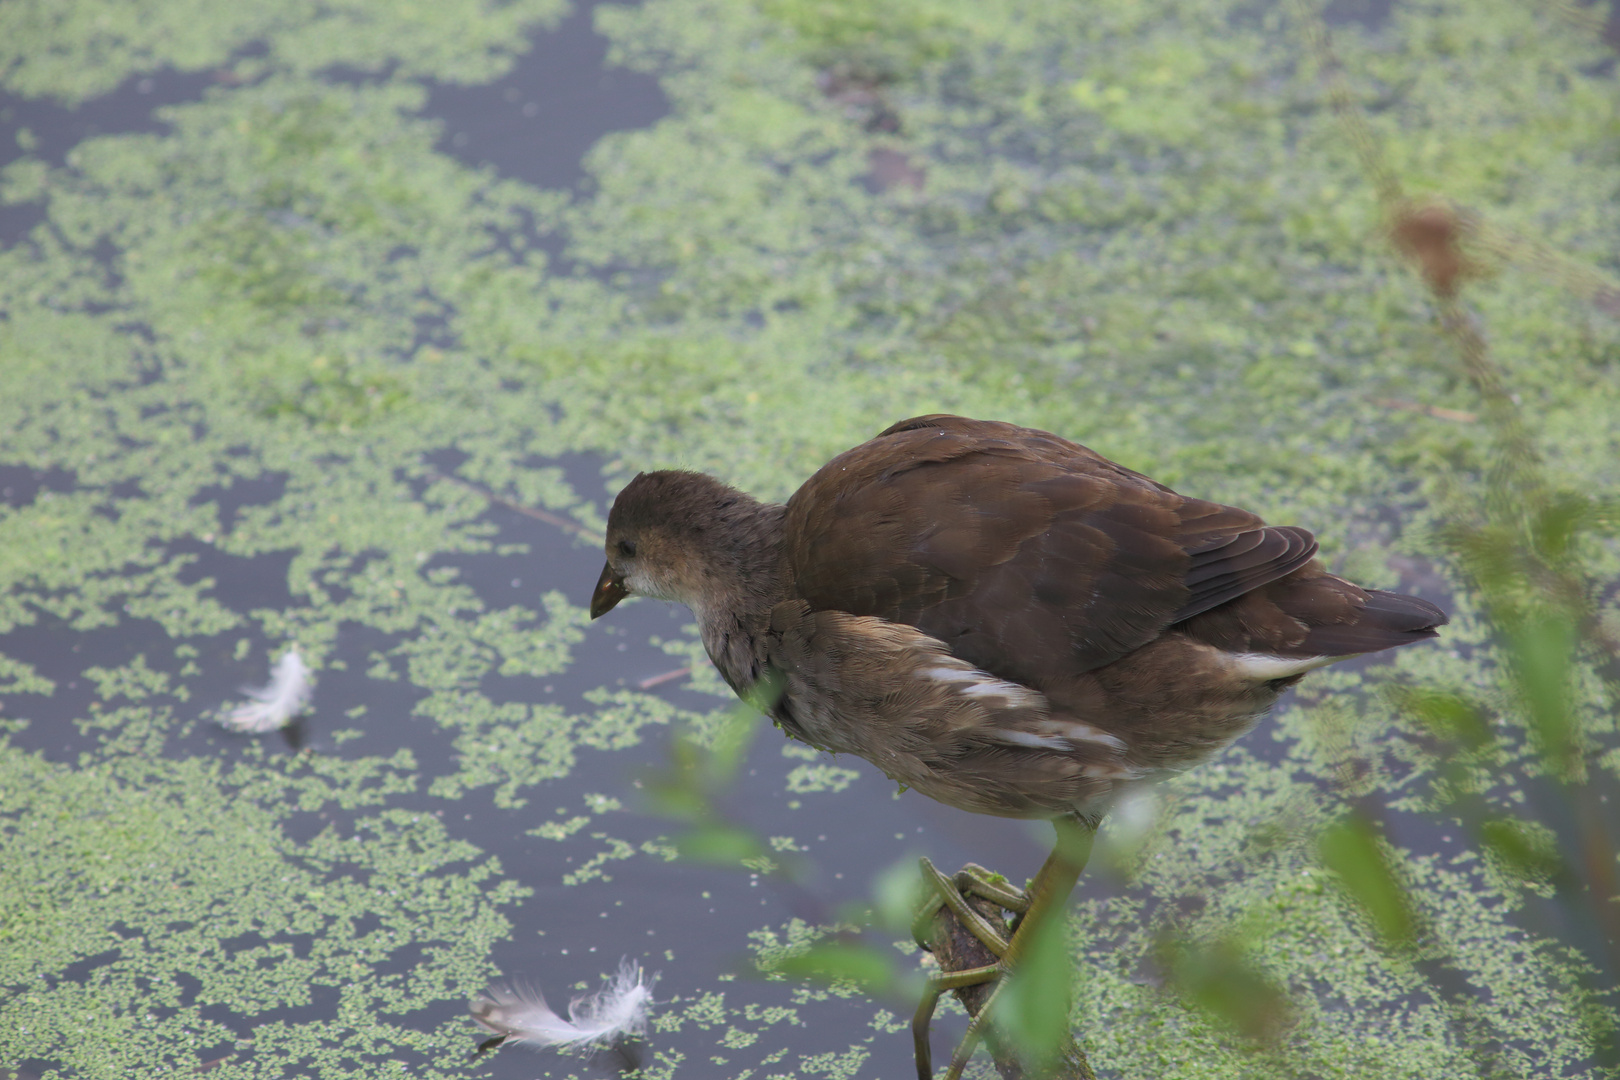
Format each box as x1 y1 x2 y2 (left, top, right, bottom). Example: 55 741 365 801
912 860 1028 955
910 860 1031 1080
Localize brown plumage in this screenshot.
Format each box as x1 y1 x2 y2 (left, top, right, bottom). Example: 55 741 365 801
590 414 1446 824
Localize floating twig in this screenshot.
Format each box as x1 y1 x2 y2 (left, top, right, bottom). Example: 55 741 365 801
636 666 692 691
1373 398 1478 424
427 471 605 546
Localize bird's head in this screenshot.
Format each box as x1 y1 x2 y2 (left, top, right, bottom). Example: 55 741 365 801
590 470 760 619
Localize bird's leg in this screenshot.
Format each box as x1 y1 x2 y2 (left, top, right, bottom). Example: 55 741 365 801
910 861 1026 1078
1007 814 1093 964
911 866 1015 1080
911 815 1097 1080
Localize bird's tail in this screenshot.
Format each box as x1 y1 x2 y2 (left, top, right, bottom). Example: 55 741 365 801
1295 586 1447 656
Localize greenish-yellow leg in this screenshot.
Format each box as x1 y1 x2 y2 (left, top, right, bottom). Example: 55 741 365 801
910 816 1095 1080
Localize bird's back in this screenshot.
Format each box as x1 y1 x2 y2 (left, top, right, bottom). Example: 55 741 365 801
774 415 1444 800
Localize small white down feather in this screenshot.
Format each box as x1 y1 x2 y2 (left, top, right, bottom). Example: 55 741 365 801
471 960 656 1051
217 649 314 733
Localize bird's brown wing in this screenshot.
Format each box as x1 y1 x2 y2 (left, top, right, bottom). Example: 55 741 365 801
784 415 1318 689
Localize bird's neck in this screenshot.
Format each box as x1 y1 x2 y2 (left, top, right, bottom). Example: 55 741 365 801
692 500 788 695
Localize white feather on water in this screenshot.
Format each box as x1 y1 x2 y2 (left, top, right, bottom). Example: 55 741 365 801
471 960 656 1050
217 649 314 733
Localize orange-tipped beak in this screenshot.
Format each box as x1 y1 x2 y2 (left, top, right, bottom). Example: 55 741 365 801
590 562 629 619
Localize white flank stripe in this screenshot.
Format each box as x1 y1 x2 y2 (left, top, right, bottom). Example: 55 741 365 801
920 664 1042 708
1047 721 1127 752
991 721 1128 754
1226 652 1343 681
958 679 1038 705
921 665 978 684
991 729 1071 751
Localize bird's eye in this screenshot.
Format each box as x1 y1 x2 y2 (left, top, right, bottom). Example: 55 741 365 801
617 539 637 558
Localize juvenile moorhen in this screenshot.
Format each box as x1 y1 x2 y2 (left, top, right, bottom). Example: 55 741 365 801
589 414 1446 1078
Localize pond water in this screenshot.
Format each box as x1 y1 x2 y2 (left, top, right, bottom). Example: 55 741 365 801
1 0 1616 1078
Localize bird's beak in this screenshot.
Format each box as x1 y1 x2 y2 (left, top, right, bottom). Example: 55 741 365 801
590 562 629 619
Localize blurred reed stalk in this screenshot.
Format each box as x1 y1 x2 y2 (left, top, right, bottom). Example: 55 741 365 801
1284 0 1620 1067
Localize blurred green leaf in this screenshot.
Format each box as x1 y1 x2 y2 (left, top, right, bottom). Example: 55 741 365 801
1095 786 1162 873
870 857 929 935
1503 610 1578 770
1480 817 1564 884
1317 814 1415 947
709 697 765 780
1444 520 1516 594
1529 493 1590 560
770 940 897 993
643 701 763 820
995 905 1075 1070
1389 685 1494 750
641 777 709 821
1158 932 1291 1043
1583 495 1620 538
676 822 766 865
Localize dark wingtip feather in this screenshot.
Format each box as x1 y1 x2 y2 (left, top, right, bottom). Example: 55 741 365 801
1365 588 1448 629
1172 525 1320 623
1302 588 1448 656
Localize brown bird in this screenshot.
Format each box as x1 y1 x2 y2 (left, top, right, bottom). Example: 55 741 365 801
590 414 1446 1078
